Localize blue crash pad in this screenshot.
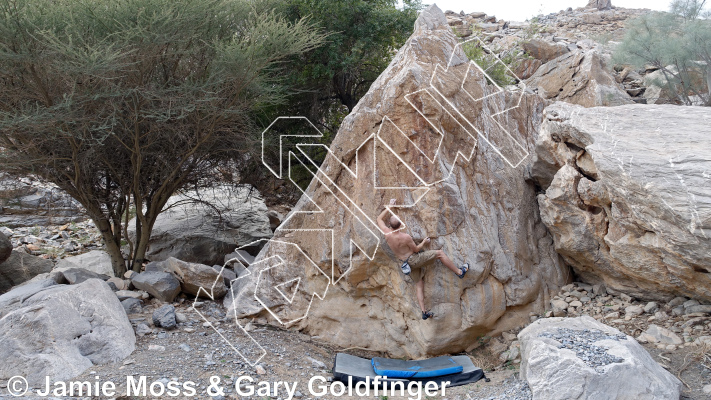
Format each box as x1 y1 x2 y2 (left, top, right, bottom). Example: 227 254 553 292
371 356 463 378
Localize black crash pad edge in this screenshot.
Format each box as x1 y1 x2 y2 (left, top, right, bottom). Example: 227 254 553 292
332 353 487 389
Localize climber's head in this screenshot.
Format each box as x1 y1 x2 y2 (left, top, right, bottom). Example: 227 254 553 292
389 216 401 230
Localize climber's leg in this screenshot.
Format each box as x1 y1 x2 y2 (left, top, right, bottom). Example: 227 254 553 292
435 249 465 275
416 278 426 312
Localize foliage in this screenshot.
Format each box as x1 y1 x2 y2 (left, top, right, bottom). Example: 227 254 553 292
462 41 521 87
613 1 711 106
0 0 326 274
251 0 421 194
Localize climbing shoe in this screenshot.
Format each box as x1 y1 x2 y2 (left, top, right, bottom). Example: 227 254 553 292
422 310 434 320
458 263 469 279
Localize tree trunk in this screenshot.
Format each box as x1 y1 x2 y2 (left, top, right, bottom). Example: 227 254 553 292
706 66 711 106
131 216 155 272
95 218 127 277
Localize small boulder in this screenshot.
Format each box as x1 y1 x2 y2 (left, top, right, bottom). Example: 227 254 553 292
213 265 237 286
149 258 227 299
135 323 153 336
54 250 115 277
131 271 181 302
637 325 683 346
685 304 711 314
520 316 681 400
57 268 110 285
668 296 687 307
643 302 659 314
152 304 177 330
522 39 570 63
624 305 643 318
121 298 143 314
107 277 126 291
0 251 53 293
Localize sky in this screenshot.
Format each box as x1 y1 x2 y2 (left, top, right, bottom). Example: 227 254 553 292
408 0 673 22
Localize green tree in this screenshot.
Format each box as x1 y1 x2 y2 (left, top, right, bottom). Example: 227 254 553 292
0 0 326 275
614 0 711 106
248 0 421 197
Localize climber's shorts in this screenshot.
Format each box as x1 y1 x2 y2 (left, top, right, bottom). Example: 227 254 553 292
406 250 439 282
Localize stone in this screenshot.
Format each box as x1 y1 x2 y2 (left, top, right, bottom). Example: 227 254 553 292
532 102 711 302
153 304 177 330
0 279 135 385
703 385 711 395
551 299 568 315
668 296 687 307
213 264 237 286
625 305 643 318
586 0 612 10
643 302 659 314
56 267 110 285
175 312 187 323
131 271 181 302
683 299 700 309
225 249 255 267
522 39 569 63
0 232 11 264
54 250 115 277
127 185 273 266
520 316 681 400
0 251 53 293
685 305 711 314
255 364 266 375
116 290 147 301
147 257 227 299
526 50 632 107
107 277 126 290
570 300 583 308
637 325 683 346
228 4 568 358
135 323 153 336
148 344 165 351
121 298 143 314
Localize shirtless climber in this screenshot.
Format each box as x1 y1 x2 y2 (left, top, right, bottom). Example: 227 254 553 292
376 199 469 320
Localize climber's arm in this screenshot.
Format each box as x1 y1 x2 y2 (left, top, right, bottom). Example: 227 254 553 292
377 208 392 234
414 237 431 252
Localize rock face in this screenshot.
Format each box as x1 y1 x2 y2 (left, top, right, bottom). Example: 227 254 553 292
229 5 568 358
0 251 53 293
54 250 115 277
519 316 681 400
0 279 135 385
532 102 711 301
522 39 570 64
147 257 227 299
128 185 273 266
526 50 632 107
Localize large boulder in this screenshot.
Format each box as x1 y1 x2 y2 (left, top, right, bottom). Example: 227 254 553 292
0 279 135 385
0 251 53 294
228 5 568 358
147 257 227 299
128 185 273 266
526 50 632 107
532 102 711 301
519 316 681 400
0 231 11 263
54 250 115 277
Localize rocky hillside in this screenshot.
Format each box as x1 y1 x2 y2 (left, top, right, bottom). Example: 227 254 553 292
443 3 672 107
